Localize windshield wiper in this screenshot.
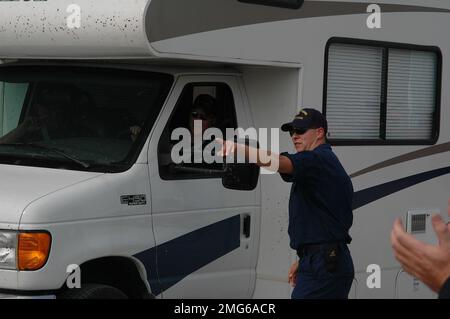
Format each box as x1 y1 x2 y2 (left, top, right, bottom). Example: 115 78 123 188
0 143 90 168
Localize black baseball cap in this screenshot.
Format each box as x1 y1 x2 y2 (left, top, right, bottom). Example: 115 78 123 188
281 108 328 133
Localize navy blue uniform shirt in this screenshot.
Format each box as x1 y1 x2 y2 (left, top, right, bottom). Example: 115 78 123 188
280 144 353 250
439 277 450 299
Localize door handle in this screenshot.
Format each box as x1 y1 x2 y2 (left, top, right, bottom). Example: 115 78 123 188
243 215 251 238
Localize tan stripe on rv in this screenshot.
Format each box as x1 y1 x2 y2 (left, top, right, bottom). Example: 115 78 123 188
350 141 450 178
146 0 450 42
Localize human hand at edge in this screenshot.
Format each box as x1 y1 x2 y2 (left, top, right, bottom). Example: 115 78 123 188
391 201 450 292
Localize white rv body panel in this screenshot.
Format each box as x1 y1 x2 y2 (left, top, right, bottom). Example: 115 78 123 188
17 215 153 291
0 165 102 225
0 0 155 59
147 74 260 298
236 67 299 298
15 165 154 291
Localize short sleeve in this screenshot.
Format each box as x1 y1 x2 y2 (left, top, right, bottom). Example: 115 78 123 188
278 151 317 183
279 152 295 182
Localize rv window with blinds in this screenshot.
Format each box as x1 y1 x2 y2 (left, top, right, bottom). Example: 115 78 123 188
324 39 441 145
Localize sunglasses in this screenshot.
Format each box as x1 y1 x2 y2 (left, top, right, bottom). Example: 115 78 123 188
289 128 308 136
191 111 208 121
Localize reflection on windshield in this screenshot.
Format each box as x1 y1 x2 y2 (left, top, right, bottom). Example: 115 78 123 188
0 67 172 172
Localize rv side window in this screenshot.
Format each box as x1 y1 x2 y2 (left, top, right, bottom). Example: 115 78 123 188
324 39 441 145
158 83 237 180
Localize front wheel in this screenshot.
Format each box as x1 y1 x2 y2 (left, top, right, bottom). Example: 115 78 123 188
58 284 128 299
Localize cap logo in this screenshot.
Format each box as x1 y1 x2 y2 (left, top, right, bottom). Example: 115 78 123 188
295 109 308 120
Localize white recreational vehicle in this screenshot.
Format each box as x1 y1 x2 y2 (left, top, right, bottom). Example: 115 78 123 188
0 0 448 299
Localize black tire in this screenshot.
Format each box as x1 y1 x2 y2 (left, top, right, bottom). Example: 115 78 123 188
58 284 128 299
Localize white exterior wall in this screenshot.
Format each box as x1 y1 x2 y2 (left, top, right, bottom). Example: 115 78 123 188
237 67 300 298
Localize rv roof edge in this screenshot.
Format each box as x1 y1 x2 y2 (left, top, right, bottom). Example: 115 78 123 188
0 0 306 66
0 57 301 69
0 0 152 59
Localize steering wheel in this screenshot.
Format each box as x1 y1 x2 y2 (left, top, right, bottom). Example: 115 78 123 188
25 117 51 142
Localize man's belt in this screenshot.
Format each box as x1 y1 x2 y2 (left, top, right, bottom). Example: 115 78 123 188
296 242 343 258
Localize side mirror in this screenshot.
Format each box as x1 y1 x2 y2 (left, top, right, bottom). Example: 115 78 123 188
222 163 260 191
222 137 260 190
167 137 260 190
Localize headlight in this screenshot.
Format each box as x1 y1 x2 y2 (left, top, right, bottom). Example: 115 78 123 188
0 231 51 271
0 231 18 270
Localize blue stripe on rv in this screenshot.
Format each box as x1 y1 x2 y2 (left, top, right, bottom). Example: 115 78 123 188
134 214 240 296
353 166 450 210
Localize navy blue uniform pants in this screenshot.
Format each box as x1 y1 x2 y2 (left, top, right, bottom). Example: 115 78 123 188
292 244 354 299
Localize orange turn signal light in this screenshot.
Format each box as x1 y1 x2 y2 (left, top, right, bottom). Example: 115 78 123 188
18 232 51 271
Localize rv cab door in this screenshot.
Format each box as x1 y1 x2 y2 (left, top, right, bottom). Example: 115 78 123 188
147 74 260 298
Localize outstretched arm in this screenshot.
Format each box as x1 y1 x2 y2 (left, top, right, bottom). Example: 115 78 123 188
217 138 293 174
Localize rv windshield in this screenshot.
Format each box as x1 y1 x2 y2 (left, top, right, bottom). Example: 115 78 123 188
0 65 173 172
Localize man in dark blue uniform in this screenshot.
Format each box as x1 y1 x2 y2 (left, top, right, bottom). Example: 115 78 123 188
218 108 354 299
279 108 354 299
